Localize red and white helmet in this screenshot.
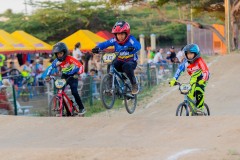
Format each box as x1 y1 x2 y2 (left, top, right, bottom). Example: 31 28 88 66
111 21 130 45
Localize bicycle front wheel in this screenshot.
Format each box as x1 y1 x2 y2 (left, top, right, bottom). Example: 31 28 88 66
124 94 137 114
49 96 61 116
49 96 69 117
100 74 116 109
176 102 190 116
124 80 137 114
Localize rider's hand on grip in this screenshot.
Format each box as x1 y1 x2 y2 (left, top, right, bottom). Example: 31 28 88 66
126 46 135 52
73 74 79 79
169 78 176 87
45 76 51 82
198 79 205 85
92 47 100 54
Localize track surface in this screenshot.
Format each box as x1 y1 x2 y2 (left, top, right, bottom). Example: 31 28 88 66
1 54 240 160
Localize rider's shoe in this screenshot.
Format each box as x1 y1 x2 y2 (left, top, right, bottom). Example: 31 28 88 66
132 84 139 95
78 108 86 117
195 107 204 115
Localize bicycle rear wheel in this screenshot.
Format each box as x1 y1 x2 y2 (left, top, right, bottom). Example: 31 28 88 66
100 74 116 109
202 103 210 116
124 80 137 114
176 102 190 116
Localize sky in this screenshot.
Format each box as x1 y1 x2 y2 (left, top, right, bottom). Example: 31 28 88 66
0 0 62 14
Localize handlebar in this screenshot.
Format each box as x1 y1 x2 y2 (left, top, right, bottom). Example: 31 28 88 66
168 81 181 86
92 48 130 56
47 75 78 82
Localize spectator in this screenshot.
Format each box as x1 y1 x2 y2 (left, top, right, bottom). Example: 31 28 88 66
153 48 167 64
166 46 177 63
176 47 185 63
35 58 45 94
21 61 31 76
1 61 11 78
89 68 100 98
0 54 6 84
2 79 12 99
8 61 21 86
0 85 14 115
72 42 83 63
21 61 34 86
153 48 167 75
91 54 103 77
35 58 45 78
147 50 155 63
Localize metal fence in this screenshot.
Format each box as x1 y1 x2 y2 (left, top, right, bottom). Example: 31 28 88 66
2 62 178 116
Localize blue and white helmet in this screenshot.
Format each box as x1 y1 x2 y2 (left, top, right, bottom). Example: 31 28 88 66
183 43 200 63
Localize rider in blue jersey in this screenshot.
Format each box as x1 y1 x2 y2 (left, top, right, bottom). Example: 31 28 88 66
92 21 141 94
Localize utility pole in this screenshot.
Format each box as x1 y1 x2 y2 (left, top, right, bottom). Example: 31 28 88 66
24 0 28 15
225 0 231 53
191 7 194 43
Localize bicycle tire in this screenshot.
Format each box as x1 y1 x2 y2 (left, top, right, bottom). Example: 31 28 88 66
49 96 69 117
124 79 137 114
49 96 61 117
100 74 116 109
203 103 210 116
176 102 190 116
21 90 30 102
124 94 137 114
62 96 72 116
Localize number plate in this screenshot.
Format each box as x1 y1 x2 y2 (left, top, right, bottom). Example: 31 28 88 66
55 79 66 89
102 53 116 63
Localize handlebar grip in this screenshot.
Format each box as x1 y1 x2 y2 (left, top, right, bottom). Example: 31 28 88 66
175 82 180 86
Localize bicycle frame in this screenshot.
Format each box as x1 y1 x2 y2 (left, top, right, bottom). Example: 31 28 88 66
51 76 78 117
55 88 75 117
178 82 204 114
183 94 197 112
111 68 127 95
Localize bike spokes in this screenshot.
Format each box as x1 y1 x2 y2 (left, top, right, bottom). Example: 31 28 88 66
49 96 62 117
100 74 115 109
176 103 190 116
124 81 137 114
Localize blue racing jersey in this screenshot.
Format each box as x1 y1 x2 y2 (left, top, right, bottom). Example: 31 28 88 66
97 35 141 61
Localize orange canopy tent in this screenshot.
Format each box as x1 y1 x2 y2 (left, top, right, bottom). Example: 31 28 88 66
96 30 115 40
11 30 52 53
0 30 35 54
60 30 113 52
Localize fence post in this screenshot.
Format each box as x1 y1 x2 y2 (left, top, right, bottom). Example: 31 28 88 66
12 85 17 115
147 63 151 88
89 76 93 106
172 63 178 77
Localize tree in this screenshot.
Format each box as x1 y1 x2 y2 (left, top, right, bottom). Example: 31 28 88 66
109 0 240 50
0 0 117 43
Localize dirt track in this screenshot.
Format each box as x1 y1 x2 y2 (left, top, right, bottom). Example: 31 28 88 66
1 54 240 160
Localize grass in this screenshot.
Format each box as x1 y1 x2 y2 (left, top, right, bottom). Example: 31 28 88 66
228 149 240 156
83 83 161 117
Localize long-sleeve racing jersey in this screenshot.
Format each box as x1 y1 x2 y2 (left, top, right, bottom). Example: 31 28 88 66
174 57 210 81
46 55 84 76
97 35 141 62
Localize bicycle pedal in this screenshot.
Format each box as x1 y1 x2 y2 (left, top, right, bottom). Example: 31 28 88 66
125 93 134 99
